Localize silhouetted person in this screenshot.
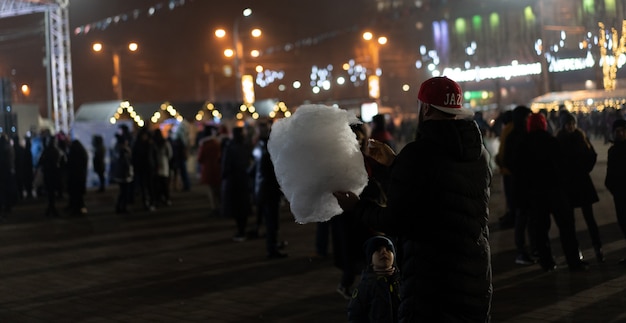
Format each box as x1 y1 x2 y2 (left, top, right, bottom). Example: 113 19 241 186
518 113 589 272
132 127 157 211
113 135 133 214
370 114 396 151
605 119 626 264
253 121 287 258
556 112 604 262
67 139 89 216
92 135 106 192
222 126 253 241
23 137 34 199
0 134 17 216
38 136 66 217
504 105 535 265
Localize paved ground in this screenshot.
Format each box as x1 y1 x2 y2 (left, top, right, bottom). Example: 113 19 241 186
1 138 625 322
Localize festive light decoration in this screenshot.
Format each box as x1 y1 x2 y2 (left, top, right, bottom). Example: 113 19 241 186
598 21 626 90
110 101 145 127
194 102 222 122
74 0 188 35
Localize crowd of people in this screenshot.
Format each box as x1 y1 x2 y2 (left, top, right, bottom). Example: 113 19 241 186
331 77 626 322
493 104 626 272
0 130 89 218
3 74 626 322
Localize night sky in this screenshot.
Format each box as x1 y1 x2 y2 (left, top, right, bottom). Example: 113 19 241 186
0 0 373 115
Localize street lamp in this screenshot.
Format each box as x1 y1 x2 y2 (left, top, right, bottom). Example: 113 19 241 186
215 8 261 103
92 42 139 101
362 31 387 102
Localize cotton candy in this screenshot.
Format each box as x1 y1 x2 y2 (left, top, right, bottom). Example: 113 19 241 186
268 104 368 224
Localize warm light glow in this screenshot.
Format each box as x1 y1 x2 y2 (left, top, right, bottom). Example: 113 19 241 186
215 29 226 38
128 42 138 51
368 75 380 99
251 28 262 38
224 49 234 57
255 65 264 73
21 84 30 96
243 8 252 17
92 43 103 52
377 36 388 45
242 74 255 105
292 81 301 89
250 50 260 57
362 32 373 41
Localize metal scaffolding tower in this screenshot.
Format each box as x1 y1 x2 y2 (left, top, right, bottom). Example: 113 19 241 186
0 0 74 133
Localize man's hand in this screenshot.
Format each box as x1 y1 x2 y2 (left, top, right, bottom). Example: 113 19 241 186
366 139 396 166
333 191 359 212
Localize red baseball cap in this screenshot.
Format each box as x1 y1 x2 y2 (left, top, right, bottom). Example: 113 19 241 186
417 76 474 117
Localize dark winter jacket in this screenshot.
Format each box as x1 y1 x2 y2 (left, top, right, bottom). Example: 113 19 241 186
92 136 106 175
348 267 401 323
518 131 568 200
556 128 599 206
503 106 531 209
357 119 492 322
113 143 133 184
67 140 89 195
605 140 626 195
252 137 281 204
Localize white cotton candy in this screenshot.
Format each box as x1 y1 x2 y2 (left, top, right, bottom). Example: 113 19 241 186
268 104 368 224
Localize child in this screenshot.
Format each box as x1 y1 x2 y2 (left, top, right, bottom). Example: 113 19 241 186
605 119 626 264
348 235 401 323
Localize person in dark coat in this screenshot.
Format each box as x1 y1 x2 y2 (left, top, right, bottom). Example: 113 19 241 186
221 126 253 241
605 119 626 264
503 105 535 265
197 125 222 215
23 137 34 199
370 114 396 151
556 112 604 262
348 235 401 323
92 135 106 192
113 135 134 214
66 139 89 215
132 127 157 211
518 113 589 272
252 121 287 258
38 136 66 217
335 77 492 322
12 135 26 201
333 123 377 299
170 136 191 192
0 134 17 215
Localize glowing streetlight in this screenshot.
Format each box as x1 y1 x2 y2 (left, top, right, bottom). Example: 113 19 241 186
214 8 262 103
92 42 139 100
361 31 387 101
21 84 30 97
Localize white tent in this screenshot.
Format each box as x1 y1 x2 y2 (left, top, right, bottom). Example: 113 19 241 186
530 88 626 112
72 101 135 187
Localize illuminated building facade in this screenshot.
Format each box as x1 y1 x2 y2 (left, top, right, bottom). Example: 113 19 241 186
368 0 626 109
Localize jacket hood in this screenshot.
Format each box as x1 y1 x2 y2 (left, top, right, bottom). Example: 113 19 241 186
417 119 484 162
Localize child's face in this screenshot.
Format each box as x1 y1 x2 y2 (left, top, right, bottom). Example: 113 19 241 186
372 246 394 271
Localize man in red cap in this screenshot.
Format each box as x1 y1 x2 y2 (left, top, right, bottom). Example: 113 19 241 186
335 76 492 322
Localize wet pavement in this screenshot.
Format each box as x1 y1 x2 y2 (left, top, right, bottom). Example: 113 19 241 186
0 138 625 322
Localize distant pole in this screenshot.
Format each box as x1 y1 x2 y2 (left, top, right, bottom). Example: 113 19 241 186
233 17 244 103
112 51 122 100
